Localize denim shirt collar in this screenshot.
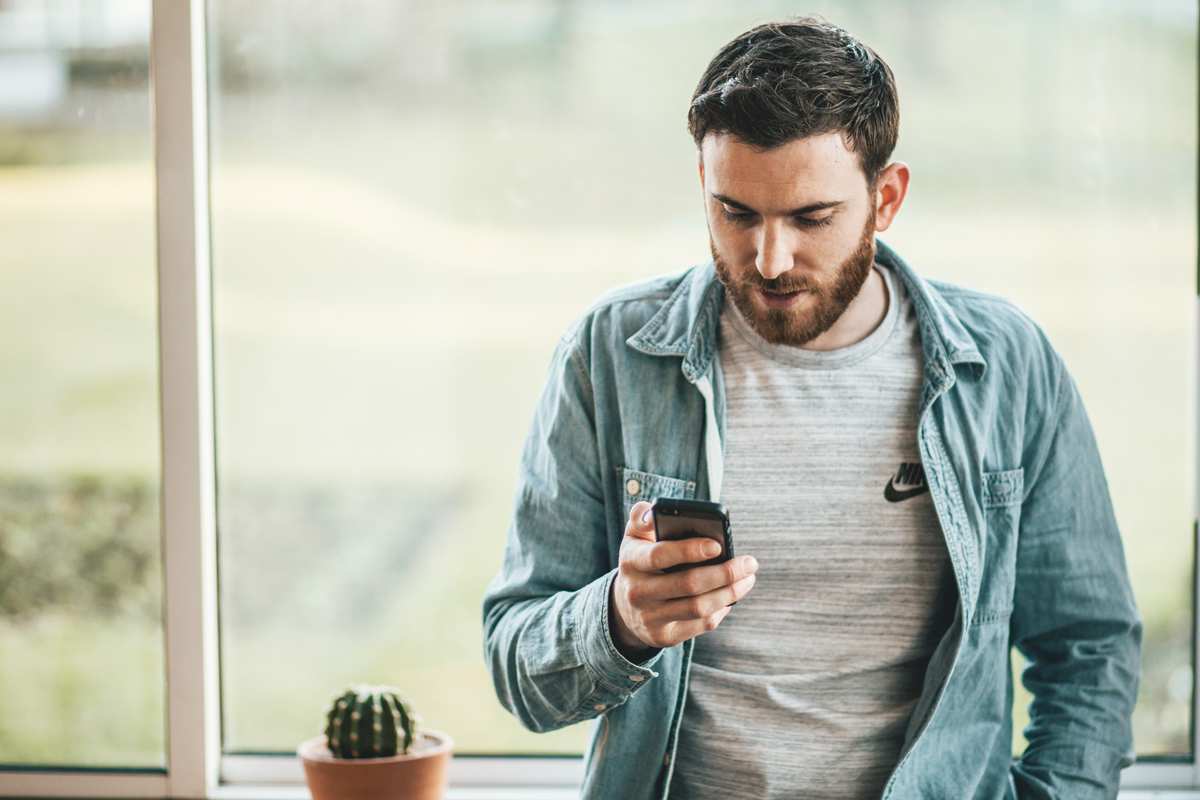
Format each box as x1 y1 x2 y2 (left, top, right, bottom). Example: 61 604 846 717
625 260 726 383
625 239 987 389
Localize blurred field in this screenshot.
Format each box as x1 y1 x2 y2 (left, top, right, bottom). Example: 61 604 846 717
0 613 163 766
0 0 1196 768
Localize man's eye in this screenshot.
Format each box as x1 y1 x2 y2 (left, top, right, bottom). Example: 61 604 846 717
796 215 834 228
722 207 754 222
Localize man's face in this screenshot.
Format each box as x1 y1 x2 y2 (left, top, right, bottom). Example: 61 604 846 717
701 132 878 348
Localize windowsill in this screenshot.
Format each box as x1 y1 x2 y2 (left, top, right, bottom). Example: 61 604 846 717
204 788 1200 800
215 754 582 800
211 789 579 800
208 755 1199 800
0 756 1192 798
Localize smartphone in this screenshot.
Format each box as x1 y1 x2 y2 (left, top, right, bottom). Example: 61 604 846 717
651 498 734 573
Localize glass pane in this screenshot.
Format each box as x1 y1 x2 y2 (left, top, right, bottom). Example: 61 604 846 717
0 0 163 768
876 1 1196 756
210 0 1194 757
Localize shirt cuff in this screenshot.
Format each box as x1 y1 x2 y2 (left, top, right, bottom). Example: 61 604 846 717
574 569 662 694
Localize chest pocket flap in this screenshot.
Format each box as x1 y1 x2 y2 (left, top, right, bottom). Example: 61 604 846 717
982 468 1024 508
619 468 696 517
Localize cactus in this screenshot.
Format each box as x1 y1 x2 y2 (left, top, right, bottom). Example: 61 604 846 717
323 684 421 758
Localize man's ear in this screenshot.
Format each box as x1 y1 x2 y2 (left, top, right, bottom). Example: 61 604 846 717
873 161 910 233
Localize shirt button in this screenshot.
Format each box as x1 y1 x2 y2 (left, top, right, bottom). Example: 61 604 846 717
593 704 607 711
626 479 641 496
628 675 644 682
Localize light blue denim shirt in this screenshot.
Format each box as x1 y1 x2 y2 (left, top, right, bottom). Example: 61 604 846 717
482 241 1142 800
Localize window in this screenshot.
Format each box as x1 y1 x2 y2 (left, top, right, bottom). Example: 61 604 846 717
0 0 164 772
2 0 1197 796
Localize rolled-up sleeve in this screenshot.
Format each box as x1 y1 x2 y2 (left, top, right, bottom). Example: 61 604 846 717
482 334 659 734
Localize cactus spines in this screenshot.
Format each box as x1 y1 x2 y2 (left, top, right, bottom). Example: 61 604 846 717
323 684 421 758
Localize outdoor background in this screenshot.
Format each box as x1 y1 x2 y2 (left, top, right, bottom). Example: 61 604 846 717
0 0 1195 767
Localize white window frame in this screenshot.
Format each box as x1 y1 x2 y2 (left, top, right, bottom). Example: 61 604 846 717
0 0 1196 797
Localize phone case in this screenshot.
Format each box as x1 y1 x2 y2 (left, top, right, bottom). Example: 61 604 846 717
651 498 734 572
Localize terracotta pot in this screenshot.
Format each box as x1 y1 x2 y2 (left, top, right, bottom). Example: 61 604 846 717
298 730 453 800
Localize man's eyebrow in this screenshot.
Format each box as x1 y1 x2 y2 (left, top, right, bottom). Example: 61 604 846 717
711 193 844 216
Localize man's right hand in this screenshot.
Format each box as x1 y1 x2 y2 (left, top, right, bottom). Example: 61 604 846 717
609 500 758 662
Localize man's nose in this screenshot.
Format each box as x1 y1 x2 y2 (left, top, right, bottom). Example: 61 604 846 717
755 221 793 280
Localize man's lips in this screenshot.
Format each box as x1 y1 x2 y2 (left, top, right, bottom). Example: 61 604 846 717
757 287 808 310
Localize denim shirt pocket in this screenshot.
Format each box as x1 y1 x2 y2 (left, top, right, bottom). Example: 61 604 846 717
972 468 1025 626
618 468 696 518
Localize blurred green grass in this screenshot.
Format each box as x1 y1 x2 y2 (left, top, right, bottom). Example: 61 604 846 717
0 613 164 766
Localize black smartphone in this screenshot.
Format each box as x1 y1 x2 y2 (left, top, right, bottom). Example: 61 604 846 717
651 498 734 573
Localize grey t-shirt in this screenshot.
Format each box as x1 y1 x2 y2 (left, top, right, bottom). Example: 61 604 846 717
670 266 957 800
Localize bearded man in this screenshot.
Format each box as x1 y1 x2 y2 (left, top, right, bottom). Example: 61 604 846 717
483 17 1141 800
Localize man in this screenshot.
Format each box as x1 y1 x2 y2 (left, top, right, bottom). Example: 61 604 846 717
483 18 1141 800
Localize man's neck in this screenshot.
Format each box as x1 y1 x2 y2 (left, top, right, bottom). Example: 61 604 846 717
799 265 889 352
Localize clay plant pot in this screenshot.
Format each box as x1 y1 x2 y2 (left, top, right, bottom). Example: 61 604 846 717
298 730 453 800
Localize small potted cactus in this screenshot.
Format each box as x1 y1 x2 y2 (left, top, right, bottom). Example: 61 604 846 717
297 684 454 800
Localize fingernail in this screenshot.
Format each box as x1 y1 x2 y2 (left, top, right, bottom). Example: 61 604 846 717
743 556 758 571
641 506 653 523
703 541 721 557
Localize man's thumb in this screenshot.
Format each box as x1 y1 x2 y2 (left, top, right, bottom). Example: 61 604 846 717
625 501 657 541
628 501 657 544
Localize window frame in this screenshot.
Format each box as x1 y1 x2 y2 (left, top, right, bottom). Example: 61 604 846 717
0 0 1196 796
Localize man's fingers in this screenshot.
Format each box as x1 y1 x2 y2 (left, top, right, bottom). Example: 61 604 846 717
671 556 757 597
632 553 758 599
622 504 747 575
613 557 758 651
651 604 736 648
651 537 725 571
728 572 757 603
628 535 719 573
656 572 756 622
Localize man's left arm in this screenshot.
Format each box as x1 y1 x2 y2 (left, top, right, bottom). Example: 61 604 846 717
1010 362 1143 799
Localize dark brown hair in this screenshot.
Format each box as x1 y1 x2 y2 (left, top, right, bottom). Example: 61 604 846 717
688 18 898 185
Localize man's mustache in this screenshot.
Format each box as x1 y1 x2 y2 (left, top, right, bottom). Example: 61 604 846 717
738 275 821 294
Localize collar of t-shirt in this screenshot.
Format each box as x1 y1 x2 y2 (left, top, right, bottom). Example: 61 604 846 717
722 264 902 370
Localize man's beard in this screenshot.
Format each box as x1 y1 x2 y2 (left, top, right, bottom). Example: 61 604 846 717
712 213 877 348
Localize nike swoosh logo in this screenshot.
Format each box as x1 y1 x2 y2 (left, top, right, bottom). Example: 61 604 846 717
884 478 930 503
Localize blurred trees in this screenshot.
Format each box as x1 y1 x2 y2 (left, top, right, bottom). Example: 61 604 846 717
0 478 160 621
